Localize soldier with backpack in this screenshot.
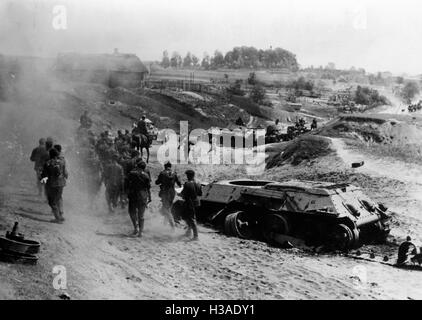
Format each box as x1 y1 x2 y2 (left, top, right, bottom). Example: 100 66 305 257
126 159 151 237
40 148 69 223
155 161 181 230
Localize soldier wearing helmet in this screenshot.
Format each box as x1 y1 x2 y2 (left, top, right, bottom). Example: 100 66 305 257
30 138 49 196
155 161 181 230
126 159 151 237
179 169 202 241
102 153 124 213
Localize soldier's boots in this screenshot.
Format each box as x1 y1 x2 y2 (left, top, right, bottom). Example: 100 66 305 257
138 218 144 238
184 226 199 241
184 228 192 238
166 211 176 230
192 224 199 241
131 227 139 237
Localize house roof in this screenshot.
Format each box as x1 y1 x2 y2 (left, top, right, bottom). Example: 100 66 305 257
56 52 148 73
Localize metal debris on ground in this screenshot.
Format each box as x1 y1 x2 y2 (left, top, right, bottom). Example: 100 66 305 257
351 161 365 168
59 293 71 300
0 222 40 265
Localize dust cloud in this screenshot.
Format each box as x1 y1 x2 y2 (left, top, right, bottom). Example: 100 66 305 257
0 56 100 216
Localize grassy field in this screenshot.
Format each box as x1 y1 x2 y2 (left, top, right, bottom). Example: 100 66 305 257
149 66 295 84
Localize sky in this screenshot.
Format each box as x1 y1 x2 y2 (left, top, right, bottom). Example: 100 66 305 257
1 0 422 74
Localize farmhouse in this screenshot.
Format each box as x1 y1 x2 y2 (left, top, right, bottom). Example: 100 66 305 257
54 49 148 88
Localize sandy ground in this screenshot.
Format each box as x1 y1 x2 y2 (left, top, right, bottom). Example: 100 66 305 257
1 136 422 300
1 77 422 300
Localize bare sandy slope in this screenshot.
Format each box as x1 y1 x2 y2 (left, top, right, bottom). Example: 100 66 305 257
330 138 422 240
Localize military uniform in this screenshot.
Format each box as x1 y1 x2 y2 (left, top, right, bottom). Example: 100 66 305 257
180 178 202 240
126 167 151 236
41 155 68 222
114 134 127 154
155 167 181 229
137 119 148 136
102 160 124 212
123 131 132 145
30 144 49 195
84 148 102 203
122 157 137 179
95 137 114 164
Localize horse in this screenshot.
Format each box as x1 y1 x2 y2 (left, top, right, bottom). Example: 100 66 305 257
131 130 151 163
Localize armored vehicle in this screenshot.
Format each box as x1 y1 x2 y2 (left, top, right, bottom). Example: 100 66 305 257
195 179 391 250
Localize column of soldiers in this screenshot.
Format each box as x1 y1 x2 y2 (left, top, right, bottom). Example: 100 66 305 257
72 113 201 240
30 111 202 239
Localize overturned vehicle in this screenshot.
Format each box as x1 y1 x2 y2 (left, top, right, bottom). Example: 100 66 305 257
176 179 392 250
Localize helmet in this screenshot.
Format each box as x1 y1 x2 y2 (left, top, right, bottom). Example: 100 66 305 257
185 169 195 178
136 159 146 169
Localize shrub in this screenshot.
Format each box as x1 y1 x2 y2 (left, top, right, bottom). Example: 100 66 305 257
249 84 266 104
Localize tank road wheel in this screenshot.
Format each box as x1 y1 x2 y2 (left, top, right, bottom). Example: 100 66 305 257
330 224 359 250
224 211 253 239
261 214 290 246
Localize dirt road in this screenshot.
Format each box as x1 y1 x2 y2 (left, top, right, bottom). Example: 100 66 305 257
1 133 422 300
330 138 422 186
1 76 421 300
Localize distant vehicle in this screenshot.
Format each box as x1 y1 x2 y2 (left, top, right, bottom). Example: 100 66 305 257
145 118 158 140
265 121 310 143
175 179 392 250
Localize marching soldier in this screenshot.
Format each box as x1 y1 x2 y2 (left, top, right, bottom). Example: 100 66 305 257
30 138 49 196
126 160 151 237
54 144 66 163
102 154 124 213
155 161 181 230
179 169 202 241
84 146 102 209
40 148 69 223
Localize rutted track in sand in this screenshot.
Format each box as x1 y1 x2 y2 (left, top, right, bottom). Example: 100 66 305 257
330 137 422 187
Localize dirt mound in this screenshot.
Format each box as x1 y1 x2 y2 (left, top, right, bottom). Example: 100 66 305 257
266 135 332 168
229 95 272 119
143 90 246 129
318 114 422 145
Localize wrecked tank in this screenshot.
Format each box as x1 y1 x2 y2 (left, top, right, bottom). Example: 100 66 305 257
196 179 392 250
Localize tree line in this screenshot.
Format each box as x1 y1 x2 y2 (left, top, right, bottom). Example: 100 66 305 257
160 46 299 71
